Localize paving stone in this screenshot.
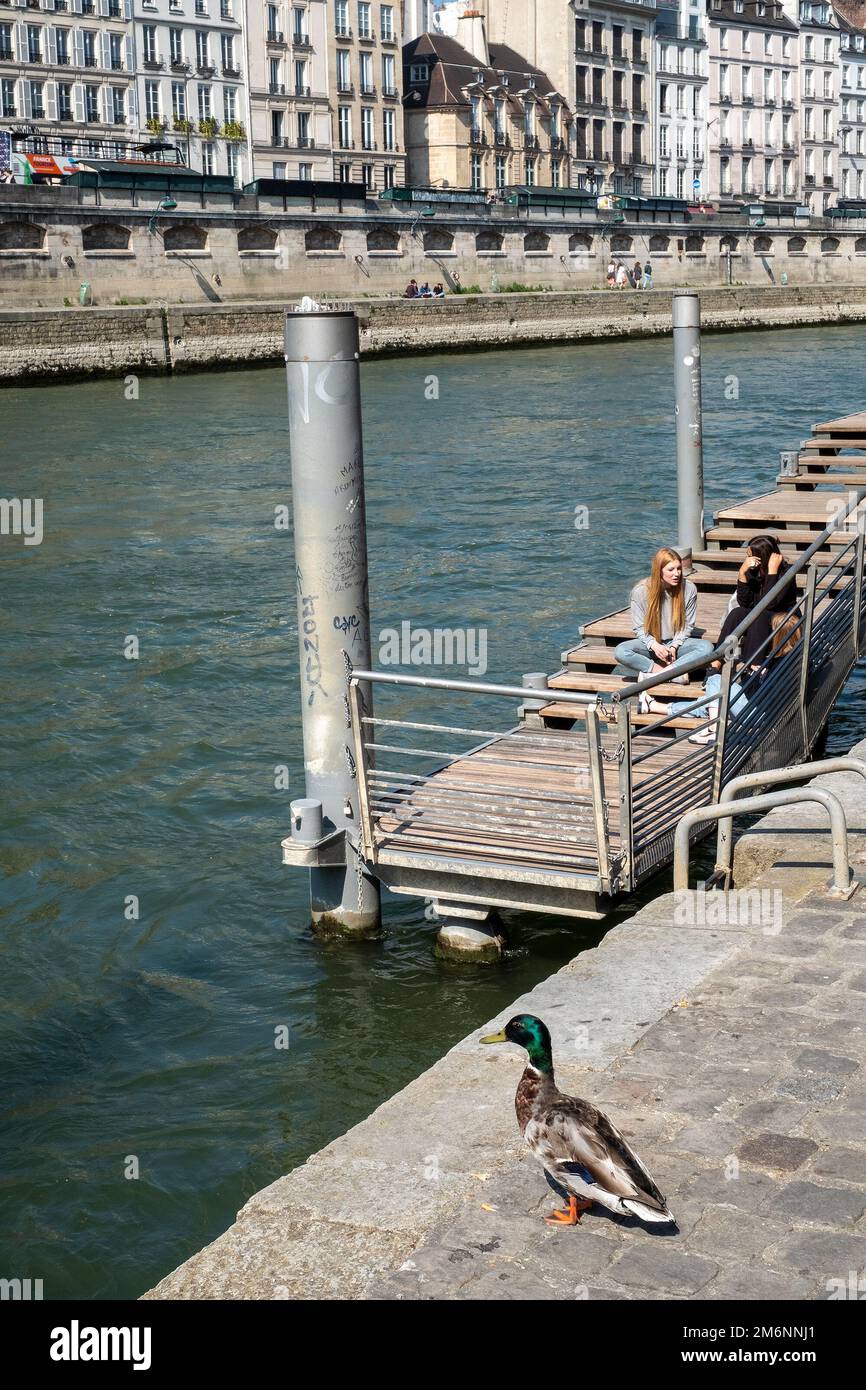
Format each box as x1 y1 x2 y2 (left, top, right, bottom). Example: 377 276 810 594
809 1147 866 1185
744 984 816 1010
685 1164 785 1212
794 1047 859 1077
608 1243 718 1295
701 1063 777 1096
736 1132 819 1172
840 921 866 941
736 1098 812 1132
753 937 823 959
703 1267 820 1301
652 1086 731 1120
673 1120 746 1159
685 1204 791 1261
726 959 786 980
776 1074 844 1103
803 1110 866 1144
769 1229 866 1278
787 965 844 986
768 1180 866 1227
848 971 866 993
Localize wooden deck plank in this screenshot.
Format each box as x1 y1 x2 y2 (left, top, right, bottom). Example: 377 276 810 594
814 411 866 433
716 489 866 525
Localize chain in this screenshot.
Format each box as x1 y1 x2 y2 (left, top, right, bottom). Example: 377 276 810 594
341 649 353 680
349 838 366 913
344 744 357 779
602 742 626 764
344 693 351 729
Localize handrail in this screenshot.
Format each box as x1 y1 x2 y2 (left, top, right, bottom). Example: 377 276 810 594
348 668 596 706
715 757 866 884
673 787 855 897
616 483 866 700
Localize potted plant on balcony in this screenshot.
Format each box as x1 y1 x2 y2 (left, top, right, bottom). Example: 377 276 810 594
222 120 245 141
173 117 192 134
145 116 166 135
198 116 219 138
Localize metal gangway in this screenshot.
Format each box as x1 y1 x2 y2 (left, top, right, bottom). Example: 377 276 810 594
280 301 866 958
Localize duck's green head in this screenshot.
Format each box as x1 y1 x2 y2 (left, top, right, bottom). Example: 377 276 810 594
480 1014 553 1073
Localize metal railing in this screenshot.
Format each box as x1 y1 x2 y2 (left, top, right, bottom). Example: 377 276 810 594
342 491 865 903
346 669 621 892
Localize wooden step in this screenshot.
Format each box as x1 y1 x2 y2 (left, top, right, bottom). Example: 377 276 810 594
691 546 831 567
561 642 621 666
704 525 857 550
548 669 706 699
778 473 866 489
715 489 866 528
540 702 703 730
814 410 866 433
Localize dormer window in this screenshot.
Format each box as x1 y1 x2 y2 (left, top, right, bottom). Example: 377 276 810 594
409 63 429 84
756 0 765 13
734 0 743 12
475 69 484 83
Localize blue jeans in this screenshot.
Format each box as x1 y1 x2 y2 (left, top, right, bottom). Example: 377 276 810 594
614 635 715 678
671 668 749 718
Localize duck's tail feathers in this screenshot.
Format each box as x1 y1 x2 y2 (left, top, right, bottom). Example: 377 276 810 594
622 1198 676 1225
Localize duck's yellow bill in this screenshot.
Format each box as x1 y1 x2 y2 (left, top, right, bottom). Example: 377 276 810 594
480 1030 507 1044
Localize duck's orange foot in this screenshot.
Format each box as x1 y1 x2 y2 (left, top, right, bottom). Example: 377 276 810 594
544 1195 592 1226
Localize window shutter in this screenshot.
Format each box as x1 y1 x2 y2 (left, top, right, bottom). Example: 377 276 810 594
16 21 27 58
124 34 132 70
47 27 57 63
71 0 81 12
72 29 83 65
100 30 110 69
73 80 84 122
46 78 57 119
101 83 112 122
98 0 108 16
45 0 56 11
127 84 136 122
21 77 31 117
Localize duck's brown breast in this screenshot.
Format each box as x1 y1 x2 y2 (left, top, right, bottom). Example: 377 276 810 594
515 1067 543 1134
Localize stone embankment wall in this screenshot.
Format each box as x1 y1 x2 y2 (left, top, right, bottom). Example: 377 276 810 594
2 184 866 308
4 284 866 384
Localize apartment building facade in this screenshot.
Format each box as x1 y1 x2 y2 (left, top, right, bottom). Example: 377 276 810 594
0 0 137 155
791 0 840 209
327 0 405 189
133 0 249 182
836 3 866 199
654 0 708 199
403 14 571 190
706 1 799 204
246 0 331 179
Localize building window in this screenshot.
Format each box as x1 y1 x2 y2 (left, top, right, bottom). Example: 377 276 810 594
109 33 123 70
196 31 209 67
335 0 349 37
382 107 394 150
358 2 371 39
201 142 214 174
361 106 374 149
224 86 236 123
198 84 212 118
658 166 668 194
271 109 283 145
471 153 482 190
1 78 15 117
143 24 157 64
27 25 41 63
362 162 373 188
170 29 183 64
221 34 235 71
338 162 351 181
381 5 393 42
338 105 351 146
360 51 373 93
525 158 535 186
57 82 72 121
299 161 312 179
337 49 351 90
382 52 395 94
84 84 99 122
145 80 160 120
112 87 125 124
383 164 395 189
297 110 309 145
495 153 507 187
409 63 428 84
272 162 286 179
172 83 186 119
226 142 237 180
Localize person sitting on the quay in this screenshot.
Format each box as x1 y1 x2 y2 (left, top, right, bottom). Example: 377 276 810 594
606 259 616 288
614 547 715 713
404 279 419 298
432 283 445 298
418 282 433 298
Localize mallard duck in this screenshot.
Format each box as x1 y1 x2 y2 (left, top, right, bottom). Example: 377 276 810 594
481 1013 675 1227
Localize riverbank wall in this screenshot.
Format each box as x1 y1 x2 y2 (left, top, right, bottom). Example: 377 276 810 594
143 738 866 1301
5 283 866 385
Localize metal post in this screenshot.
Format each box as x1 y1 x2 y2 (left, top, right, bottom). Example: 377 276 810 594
711 655 735 803
585 704 611 893
799 562 818 755
615 702 633 893
284 307 381 938
673 292 705 555
852 526 866 655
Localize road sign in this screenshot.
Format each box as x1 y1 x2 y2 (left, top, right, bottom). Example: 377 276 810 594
692 178 701 191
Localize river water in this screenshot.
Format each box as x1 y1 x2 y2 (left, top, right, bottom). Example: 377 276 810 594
1 324 864 1299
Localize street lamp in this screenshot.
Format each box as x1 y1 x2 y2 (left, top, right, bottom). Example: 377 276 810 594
147 195 178 234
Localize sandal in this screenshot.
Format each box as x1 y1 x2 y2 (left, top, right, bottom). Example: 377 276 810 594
638 691 671 716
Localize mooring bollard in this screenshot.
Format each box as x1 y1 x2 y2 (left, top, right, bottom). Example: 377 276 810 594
672 292 705 555
284 306 381 939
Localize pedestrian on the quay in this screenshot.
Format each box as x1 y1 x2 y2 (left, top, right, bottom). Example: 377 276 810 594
642 261 653 289
606 258 616 288
633 261 643 288
615 261 629 289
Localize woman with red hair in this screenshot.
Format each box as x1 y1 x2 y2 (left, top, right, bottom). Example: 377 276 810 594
614 547 714 711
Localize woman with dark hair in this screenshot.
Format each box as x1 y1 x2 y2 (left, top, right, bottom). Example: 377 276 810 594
720 534 797 666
